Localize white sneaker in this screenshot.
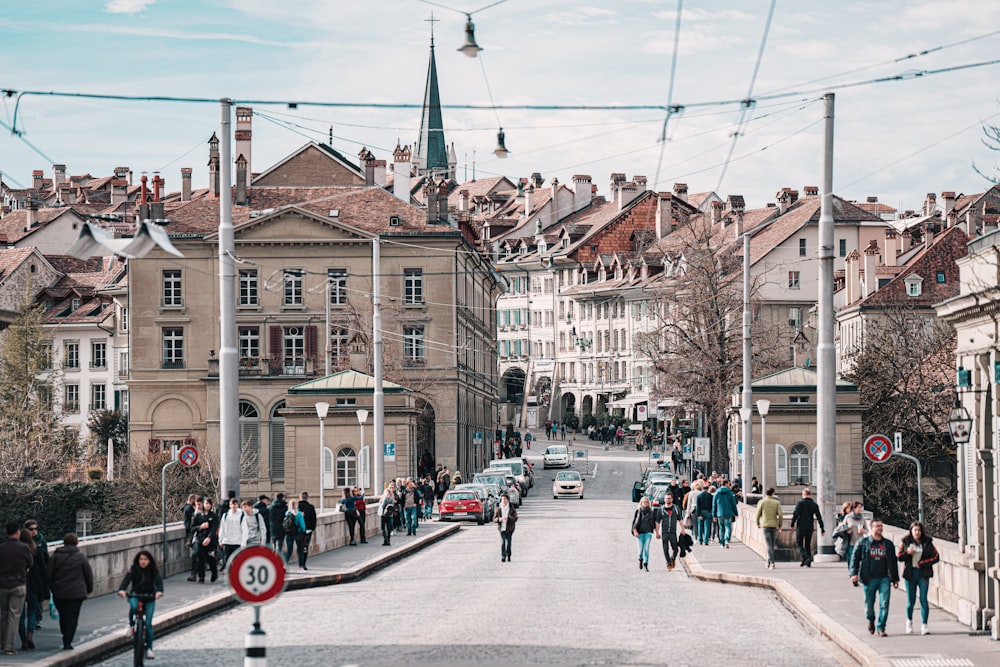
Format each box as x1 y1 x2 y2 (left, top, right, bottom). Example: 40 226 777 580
921 624 929 635
146 649 155 660
905 620 913 634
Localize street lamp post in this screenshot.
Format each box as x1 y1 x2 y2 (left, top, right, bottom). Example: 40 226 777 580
948 403 973 549
316 401 330 511
756 399 770 491
739 407 752 496
357 409 369 490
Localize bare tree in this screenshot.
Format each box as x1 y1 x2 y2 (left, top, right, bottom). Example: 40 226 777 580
843 308 957 540
636 217 788 471
973 121 1000 184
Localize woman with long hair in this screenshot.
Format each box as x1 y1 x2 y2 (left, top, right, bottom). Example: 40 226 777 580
632 496 656 571
117 550 164 660
897 521 940 635
339 487 361 546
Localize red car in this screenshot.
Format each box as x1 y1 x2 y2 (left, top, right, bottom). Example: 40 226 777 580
438 490 486 524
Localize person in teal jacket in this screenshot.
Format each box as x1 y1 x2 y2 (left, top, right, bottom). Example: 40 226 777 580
712 480 740 548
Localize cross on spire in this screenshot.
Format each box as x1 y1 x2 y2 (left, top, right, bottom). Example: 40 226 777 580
425 11 439 45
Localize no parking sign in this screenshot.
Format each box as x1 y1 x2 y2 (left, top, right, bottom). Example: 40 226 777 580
863 434 893 464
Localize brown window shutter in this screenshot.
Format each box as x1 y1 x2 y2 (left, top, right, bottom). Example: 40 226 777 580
305 325 318 359
269 326 282 360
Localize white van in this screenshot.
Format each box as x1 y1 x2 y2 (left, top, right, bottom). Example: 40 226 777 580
489 459 528 496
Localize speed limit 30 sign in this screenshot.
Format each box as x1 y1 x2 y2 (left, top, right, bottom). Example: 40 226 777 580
228 546 286 604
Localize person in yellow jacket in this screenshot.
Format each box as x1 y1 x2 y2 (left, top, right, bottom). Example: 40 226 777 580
755 487 783 570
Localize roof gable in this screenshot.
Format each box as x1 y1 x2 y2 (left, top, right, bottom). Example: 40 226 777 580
229 206 373 243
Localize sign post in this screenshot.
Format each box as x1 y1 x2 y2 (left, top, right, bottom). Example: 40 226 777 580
864 432 922 523
862 434 893 464
161 444 188 577
229 546 287 667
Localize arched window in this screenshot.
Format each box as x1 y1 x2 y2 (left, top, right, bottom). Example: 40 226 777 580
790 444 811 485
336 447 357 488
239 400 260 480
269 401 285 479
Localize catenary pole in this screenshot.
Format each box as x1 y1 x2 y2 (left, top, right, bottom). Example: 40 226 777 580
741 231 753 501
219 98 240 501
816 92 837 559
373 237 384 494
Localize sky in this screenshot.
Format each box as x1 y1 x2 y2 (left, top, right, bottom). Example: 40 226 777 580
1 0 999 211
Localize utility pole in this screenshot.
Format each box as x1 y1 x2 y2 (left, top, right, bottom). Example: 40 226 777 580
741 231 752 500
372 237 384 494
218 99 240 501
816 92 837 559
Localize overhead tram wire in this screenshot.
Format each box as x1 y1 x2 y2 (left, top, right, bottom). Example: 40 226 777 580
652 0 685 190
715 0 777 194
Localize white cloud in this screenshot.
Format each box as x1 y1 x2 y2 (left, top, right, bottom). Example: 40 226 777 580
105 0 156 14
653 8 753 22
54 23 299 48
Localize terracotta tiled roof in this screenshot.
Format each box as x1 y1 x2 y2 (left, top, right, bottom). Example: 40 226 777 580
0 247 38 278
0 208 83 244
855 201 897 215
447 176 516 207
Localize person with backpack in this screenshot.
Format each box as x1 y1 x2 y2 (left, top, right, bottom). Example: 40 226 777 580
695 483 714 545
378 483 398 546
631 496 657 571
218 498 243 572
790 488 825 567
495 493 518 562
712 479 739 548
253 496 270 545
269 493 288 554
281 501 299 565
755 488 783 570
240 500 268 548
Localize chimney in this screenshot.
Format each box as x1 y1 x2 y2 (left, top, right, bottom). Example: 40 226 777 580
53 164 66 188
633 175 647 193
235 154 248 205
235 106 252 178
845 250 860 304
941 191 956 226
392 142 411 202
111 179 128 205
152 172 163 202
58 183 77 205
863 239 880 297
32 170 44 190
437 178 449 224
208 133 220 197
617 182 640 211
900 229 911 255
373 159 386 187
140 173 149 205
923 192 937 217
359 148 375 186
26 198 38 228
803 185 818 196
424 179 438 224
180 167 192 202
710 200 725 225
550 177 560 225
726 195 745 220
655 192 672 238
459 189 470 213
966 201 983 236
776 188 790 214
883 229 897 267
609 172 626 203
573 175 592 212
924 221 937 247
525 184 535 217
530 172 544 188
672 182 688 202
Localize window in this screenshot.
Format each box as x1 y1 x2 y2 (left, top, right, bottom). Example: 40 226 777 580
839 239 847 257
115 389 129 414
120 307 128 331
799 238 807 256
404 269 424 304
328 269 348 306
283 326 305 373
269 401 286 479
90 340 107 369
790 444 811 485
336 447 357 487
64 384 80 412
162 327 184 368
905 275 923 297
239 269 259 306
239 400 260 480
118 351 129 378
330 327 349 367
788 307 801 328
239 327 260 361
162 270 182 307
41 343 52 370
91 383 106 410
936 271 946 284
65 341 80 369
403 326 425 363
788 271 800 289
71 298 81 312
283 270 303 306
335 398 356 406
789 396 810 403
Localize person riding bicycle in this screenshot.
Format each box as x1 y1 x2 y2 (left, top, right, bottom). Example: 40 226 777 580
117 550 164 661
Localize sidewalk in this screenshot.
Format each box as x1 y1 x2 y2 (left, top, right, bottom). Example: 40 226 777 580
2 521 460 667
683 539 996 667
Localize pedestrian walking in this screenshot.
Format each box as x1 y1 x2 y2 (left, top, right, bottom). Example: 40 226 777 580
560 423 566 440
191 498 219 583
850 518 899 637
240 499 268 548
218 497 243 571
712 480 739 548
655 492 685 570
253 495 271 545
495 493 518 562
269 493 288 554
897 521 939 635
790 488 825 567
0 523 32 656
17 521 47 652
755 487 783 569
524 431 532 450
420 476 435 521
750 476 762 495
340 487 362 545
401 479 421 536
117 550 163 661
288 501 310 570
378 483 398 546
836 501 868 569
281 500 299 564
297 492 317 562
182 494 198 580
355 488 368 543
47 533 94 651
632 496 657 571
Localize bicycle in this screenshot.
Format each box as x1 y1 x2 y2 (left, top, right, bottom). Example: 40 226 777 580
128 592 158 666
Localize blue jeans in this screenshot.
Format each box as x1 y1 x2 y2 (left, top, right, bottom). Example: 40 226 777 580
404 507 418 534
128 597 156 650
636 532 653 563
283 533 297 563
18 590 39 641
717 517 733 546
863 576 892 631
698 512 713 544
906 571 930 624
846 544 855 570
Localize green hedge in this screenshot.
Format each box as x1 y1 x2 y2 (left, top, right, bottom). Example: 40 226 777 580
0 481 115 537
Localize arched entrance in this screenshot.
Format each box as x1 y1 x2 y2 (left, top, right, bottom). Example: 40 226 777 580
501 368 526 404
581 395 594 416
416 398 436 468
561 393 576 416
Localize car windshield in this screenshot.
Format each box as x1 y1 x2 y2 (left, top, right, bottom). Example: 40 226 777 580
445 492 475 501
475 475 506 487
555 472 581 481
492 461 523 475
545 447 567 455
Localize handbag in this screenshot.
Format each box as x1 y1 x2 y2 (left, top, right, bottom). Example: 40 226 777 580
49 594 59 620
683 515 693 529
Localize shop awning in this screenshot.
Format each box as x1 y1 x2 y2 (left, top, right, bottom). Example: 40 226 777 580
605 393 649 409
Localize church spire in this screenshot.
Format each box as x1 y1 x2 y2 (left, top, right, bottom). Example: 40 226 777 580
415 21 448 177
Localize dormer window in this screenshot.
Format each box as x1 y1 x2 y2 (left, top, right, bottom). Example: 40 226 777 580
904 274 924 297
519 246 527 255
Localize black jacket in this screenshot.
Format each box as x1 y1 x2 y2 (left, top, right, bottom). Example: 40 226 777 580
897 534 939 581
118 564 164 596
0 538 33 588
193 509 219 547
632 507 657 534
299 500 317 531
657 505 684 535
791 497 825 532
849 536 899 585
270 498 288 537
48 545 94 600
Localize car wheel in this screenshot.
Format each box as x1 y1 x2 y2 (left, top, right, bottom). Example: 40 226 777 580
553 494 558 499
579 494 584 499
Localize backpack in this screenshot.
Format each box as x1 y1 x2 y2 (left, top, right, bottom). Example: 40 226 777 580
282 513 298 535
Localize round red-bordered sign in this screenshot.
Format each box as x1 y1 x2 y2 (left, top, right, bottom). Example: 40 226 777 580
228 546 286 604
863 434 893 464
178 445 199 467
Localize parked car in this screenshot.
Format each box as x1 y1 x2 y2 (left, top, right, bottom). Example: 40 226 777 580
632 468 679 502
519 457 535 486
543 445 570 469
553 470 584 499
438 490 487 524
489 459 529 496
454 483 495 519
